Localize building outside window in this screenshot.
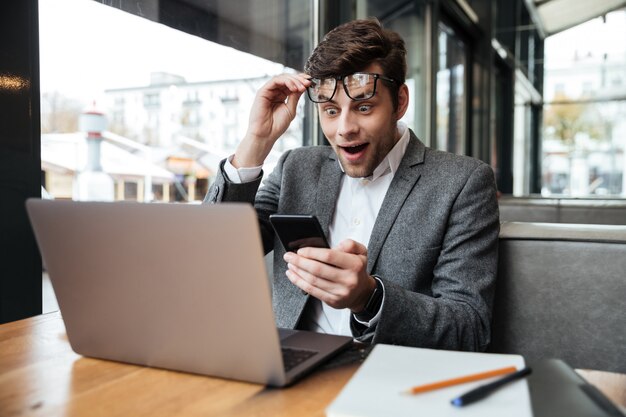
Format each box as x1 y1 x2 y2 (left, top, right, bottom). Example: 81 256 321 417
39 0 311 203
542 10 626 197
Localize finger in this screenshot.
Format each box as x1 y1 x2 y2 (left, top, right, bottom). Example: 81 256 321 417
296 72 313 83
286 261 339 293
296 246 356 271
261 77 306 117
337 239 368 256
284 91 303 120
267 74 309 95
285 73 312 89
285 251 341 282
285 268 337 302
260 83 295 103
285 76 309 93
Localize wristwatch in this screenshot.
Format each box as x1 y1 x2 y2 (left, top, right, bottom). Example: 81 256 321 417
355 276 384 322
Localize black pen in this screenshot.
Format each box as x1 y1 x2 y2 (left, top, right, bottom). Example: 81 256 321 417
450 367 532 407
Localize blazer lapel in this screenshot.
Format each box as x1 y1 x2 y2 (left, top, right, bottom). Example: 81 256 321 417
314 151 344 236
367 132 426 272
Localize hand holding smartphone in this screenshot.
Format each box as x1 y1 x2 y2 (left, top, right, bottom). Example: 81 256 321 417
269 214 329 252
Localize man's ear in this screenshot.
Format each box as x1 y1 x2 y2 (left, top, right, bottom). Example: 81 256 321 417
395 84 409 120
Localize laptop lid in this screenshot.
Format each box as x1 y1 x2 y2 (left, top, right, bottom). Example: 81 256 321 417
26 199 351 387
528 359 625 417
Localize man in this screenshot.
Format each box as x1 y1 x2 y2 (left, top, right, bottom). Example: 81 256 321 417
204 19 499 351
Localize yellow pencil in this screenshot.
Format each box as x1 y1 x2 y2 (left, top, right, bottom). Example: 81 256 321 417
403 366 518 395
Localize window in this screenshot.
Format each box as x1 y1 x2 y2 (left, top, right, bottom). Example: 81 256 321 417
356 1 429 143
39 0 312 203
554 83 565 95
541 10 626 197
143 93 161 108
436 21 468 155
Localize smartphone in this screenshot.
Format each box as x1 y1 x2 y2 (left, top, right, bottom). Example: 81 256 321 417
269 214 330 251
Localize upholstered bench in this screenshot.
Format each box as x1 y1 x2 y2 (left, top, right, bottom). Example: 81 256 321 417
489 222 626 373
498 197 626 225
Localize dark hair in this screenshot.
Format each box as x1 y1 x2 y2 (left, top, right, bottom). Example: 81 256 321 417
305 18 407 109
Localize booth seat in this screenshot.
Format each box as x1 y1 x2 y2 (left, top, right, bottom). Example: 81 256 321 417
498 196 626 225
489 221 626 373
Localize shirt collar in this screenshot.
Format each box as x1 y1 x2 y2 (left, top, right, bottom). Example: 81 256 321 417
337 121 411 182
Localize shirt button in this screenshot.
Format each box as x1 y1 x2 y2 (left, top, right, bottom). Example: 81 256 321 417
353 218 361 226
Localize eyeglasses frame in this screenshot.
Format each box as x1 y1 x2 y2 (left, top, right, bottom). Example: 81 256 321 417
306 72 397 103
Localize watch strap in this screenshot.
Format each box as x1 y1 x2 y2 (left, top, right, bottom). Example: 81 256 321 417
354 276 384 322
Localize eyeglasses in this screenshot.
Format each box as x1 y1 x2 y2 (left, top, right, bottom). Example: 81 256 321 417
306 72 397 103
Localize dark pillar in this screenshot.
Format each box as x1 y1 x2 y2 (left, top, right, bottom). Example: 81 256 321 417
0 0 42 323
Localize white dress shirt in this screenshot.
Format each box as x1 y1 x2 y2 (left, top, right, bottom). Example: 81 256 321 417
225 122 411 336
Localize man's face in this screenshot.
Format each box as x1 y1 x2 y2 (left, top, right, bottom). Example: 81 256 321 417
316 63 408 178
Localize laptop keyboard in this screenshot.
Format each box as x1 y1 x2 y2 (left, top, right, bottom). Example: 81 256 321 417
281 347 318 372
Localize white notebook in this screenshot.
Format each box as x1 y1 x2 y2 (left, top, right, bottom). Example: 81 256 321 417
326 344 532 417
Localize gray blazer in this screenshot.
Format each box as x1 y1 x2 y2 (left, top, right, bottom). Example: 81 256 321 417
204 131 500 351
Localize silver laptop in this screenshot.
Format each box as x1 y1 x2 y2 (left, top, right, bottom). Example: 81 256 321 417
26 199 352 387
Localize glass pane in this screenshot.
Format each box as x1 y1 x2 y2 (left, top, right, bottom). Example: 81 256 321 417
388 10 428 143
513 91 531 196
543 100 626 196
39 0 311 203
436 22 467 154
541 10 626 197
356 1 428 142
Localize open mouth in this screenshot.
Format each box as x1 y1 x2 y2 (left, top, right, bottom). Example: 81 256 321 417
341 143 368 154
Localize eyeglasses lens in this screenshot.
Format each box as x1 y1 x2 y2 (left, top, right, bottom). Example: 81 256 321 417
344 74 375 100
309 78 336 103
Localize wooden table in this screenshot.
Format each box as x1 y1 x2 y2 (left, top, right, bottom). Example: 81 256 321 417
1 313 624 417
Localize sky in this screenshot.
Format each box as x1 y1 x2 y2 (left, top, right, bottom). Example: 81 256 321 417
38 0 285 104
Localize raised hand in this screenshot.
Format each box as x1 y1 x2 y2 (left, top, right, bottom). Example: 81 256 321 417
232 73 311 168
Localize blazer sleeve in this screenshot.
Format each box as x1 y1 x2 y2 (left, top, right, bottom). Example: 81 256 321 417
203 159 263 205
203 154 290 254
352 163 500 351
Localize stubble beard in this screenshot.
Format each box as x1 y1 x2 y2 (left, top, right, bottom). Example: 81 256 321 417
340 124 399 179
